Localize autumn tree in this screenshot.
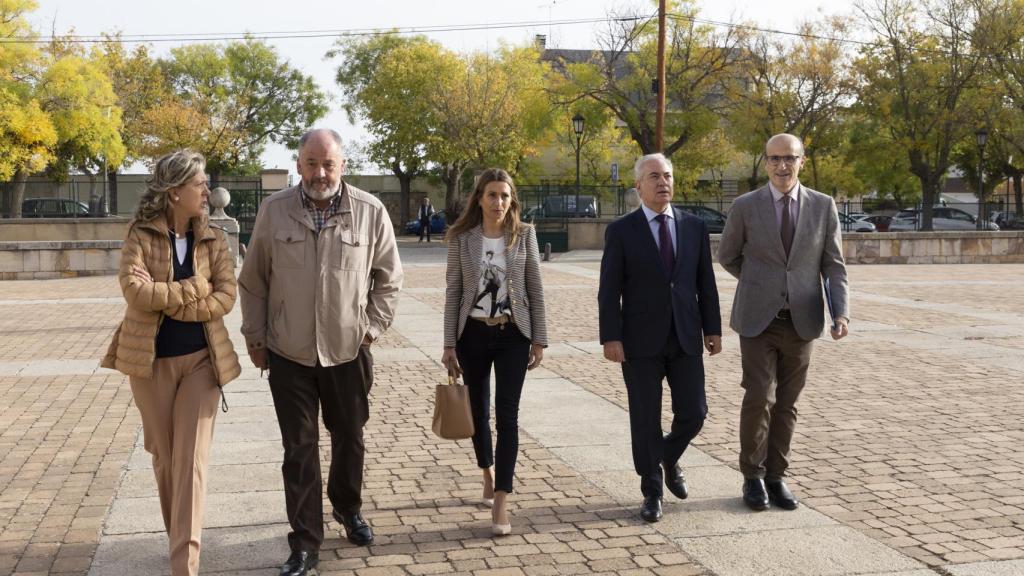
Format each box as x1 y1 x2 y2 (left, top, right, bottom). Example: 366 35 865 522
152 38 329 180
979 0 1024 215
427 45 552 213
727 16 857 191
2 2 123 217
539 100 638 188
333 35 455 224
854 0 991 229
550 0 744 169
37 53 126 202
92 37 167 213
0 0 57 217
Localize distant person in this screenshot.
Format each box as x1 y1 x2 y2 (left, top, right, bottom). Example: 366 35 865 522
238 129 403 576
418 197 436 242
442 168 548 536
598 153 722 523
718 133 849 512
102 150 241 576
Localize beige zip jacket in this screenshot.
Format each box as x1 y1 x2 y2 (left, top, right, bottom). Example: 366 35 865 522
238 182 403 367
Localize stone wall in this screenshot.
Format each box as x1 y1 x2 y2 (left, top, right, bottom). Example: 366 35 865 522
0 217 131 241
565 219 1024 264
0 241 121 280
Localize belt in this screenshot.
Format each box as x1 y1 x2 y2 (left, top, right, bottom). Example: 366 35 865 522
471 315 513 327
775 309 792 320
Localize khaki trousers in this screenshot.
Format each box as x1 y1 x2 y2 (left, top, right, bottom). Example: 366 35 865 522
738 318 814 481
129 349 220 576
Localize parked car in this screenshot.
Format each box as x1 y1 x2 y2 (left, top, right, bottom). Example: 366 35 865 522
859 214 893 232
523 195 598 219
840 212 876 232
889 207 1000 231
673 204 727 233
405 210 447 236
845 212 869 221
20 198 91 218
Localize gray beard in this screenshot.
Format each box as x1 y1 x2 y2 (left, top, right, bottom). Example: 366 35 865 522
302 182 339 201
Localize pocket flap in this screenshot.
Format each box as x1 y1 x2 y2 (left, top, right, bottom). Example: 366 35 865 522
275 230 305 244
338 229 368 246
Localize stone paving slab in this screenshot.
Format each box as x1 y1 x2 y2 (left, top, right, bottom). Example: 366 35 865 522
88 524 290 576
104 491 286 535
945 559 1024 575
681 526 923 576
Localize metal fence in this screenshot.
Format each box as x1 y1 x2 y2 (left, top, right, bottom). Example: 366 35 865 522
0 180 104 217
225 189 270 246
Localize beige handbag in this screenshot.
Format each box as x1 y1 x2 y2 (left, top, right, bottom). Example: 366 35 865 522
432 375 475 440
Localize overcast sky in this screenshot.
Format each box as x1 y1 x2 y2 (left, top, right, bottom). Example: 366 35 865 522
29 0 855 176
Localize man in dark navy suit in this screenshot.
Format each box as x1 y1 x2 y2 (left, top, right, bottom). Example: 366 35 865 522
598 153 722 522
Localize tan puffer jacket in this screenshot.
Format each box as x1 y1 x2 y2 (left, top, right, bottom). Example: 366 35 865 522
102 215 242 386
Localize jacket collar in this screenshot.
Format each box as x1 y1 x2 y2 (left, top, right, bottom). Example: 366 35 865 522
135 214 215 241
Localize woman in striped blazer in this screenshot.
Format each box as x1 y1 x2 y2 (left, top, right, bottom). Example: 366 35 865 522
442 168 548 536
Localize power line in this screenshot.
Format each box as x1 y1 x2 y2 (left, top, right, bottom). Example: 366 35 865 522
0 16 643 44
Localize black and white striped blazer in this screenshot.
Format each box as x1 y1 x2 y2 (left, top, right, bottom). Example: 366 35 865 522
444 224 548 348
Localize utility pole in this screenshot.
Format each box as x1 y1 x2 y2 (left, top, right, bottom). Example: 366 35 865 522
655 0 666 153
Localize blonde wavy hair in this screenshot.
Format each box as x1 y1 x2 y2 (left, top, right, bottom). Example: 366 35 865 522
134 150 206 222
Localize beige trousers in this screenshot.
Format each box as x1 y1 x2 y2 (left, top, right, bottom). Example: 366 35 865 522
129 349 220 576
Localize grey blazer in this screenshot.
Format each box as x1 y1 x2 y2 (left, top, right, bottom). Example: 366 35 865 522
718 184 849 340
444 225 548 348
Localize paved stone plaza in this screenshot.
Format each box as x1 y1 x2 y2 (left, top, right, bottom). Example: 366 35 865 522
1 239 1023 575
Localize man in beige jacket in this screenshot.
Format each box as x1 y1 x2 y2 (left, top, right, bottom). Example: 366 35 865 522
239 129 403 576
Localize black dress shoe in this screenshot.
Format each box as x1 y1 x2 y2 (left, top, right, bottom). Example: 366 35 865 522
639 496 663 522
280 550 318 576
663 461 689 500
766 480 799 510
332 509 374 546
742 478 769 511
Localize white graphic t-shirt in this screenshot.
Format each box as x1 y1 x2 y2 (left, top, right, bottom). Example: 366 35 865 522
470 236 510 319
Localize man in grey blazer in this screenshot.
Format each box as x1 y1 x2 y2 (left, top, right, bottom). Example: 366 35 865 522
718 133 849 512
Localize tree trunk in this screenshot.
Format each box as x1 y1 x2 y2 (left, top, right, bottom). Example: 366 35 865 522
918 174 941 231
442 163 466 220
809 152 820 192
108 168 119 216
391 160 413 226
9 168 29 218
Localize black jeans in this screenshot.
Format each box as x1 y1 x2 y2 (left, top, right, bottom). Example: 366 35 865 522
621 326 707 498
456 319 531 493
268 347 373 553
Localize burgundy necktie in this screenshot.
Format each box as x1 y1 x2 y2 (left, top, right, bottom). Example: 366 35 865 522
655 214 675 275
781 195 794 257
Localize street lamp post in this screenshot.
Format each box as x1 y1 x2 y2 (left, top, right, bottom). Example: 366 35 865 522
572 113 584 217
976 128 989 230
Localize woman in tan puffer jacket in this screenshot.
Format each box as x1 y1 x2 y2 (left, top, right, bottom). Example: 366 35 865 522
102 150 240 576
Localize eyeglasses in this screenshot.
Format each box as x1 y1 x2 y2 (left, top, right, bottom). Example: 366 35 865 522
766 155 802 166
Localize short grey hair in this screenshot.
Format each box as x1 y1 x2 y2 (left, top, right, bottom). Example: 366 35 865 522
135 150 206 222
298 128 344 152
634 153 673 182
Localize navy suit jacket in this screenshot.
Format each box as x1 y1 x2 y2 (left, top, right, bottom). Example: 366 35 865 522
598 206 721 358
